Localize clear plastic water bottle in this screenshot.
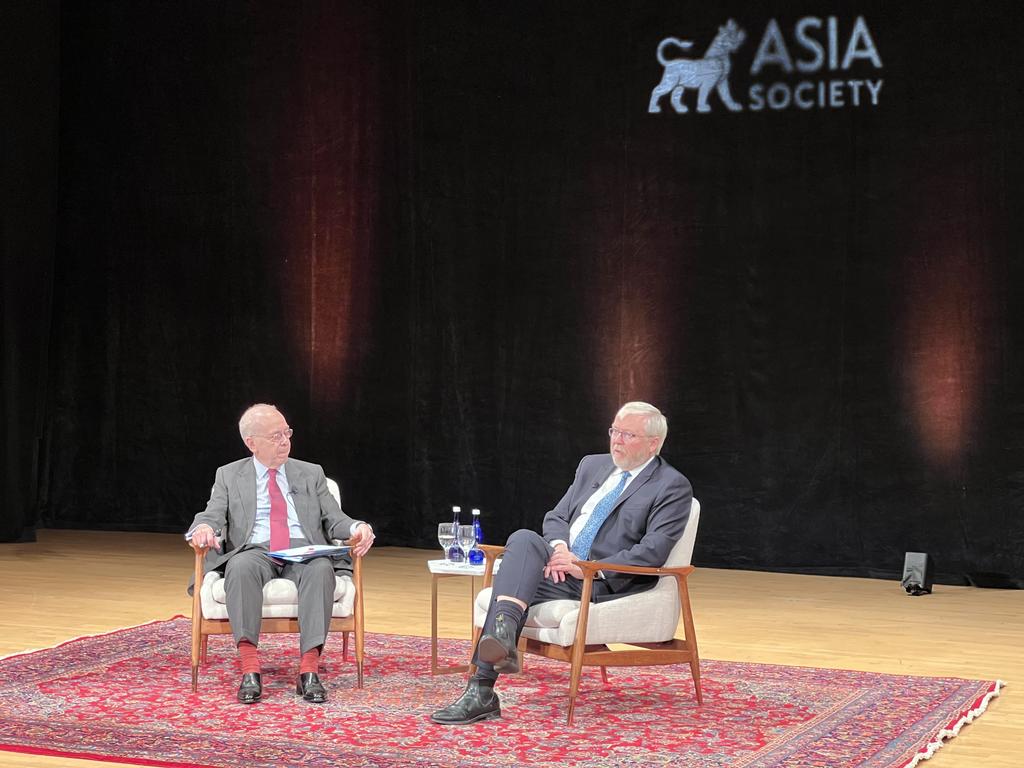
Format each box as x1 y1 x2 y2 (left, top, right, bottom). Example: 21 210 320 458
448 505 464 563
469 508 484 565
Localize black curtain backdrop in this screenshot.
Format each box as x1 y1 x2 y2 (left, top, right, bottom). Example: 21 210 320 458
1 0 59 543
4 1 1023 584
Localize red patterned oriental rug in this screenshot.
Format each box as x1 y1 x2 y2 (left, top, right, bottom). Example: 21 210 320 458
0 617 1002 768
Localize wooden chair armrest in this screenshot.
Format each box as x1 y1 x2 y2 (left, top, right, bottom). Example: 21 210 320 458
191 542 207 590
473 544 693 585
329 539 365 589
575 559 695 579
478 544 505 587
189 539 364 577
332 537 365 553
478 544 506 559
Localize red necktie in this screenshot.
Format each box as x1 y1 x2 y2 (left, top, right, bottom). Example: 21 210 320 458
267 468 290 550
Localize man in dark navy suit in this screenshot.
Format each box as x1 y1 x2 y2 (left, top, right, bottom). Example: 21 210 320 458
431 401 693 724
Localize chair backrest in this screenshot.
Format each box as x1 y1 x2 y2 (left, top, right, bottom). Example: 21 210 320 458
326 477 341 506
662 497 701 568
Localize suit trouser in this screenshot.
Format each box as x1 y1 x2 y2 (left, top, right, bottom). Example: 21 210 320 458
223 538 336 655
473 529 611 676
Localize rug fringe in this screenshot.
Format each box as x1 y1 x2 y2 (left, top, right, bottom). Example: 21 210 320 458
900 679 1005 768
0 615 188 662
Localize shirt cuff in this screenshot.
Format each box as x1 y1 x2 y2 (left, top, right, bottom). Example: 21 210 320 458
349 521 367 536
184 524 218 541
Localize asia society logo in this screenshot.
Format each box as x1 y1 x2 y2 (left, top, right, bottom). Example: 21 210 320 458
648 16 883 114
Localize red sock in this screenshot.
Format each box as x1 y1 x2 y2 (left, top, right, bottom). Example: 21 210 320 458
300 647 320 675
238 640 260 674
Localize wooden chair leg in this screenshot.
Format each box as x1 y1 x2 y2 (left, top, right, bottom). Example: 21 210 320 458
342 630 350 661
690 657 703 704
190 624 201 692
600 666 609 684
355 608 365 688
567 649 585 727
353 558 365 688
677 573 702 704
190 549 203 691
201 634 209 665
566 576 596 726
467 624 483 678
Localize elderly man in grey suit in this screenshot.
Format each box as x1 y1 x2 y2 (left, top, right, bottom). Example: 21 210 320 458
432 401 693 724
187 403 375 704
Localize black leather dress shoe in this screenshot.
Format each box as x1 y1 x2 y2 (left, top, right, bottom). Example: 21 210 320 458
237 672 262 704
477 613 520 673
430 680 501 724
296 672 328 703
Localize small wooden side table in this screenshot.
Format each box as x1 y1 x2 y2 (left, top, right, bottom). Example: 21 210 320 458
427 558 487 675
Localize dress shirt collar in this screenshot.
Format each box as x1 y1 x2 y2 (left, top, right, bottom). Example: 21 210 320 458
253 457 288 483
613 454 655 483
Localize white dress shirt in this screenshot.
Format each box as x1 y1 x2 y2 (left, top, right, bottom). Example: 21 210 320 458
249 458 305 544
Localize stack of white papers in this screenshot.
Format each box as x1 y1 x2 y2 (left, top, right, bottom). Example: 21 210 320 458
266 544 351 562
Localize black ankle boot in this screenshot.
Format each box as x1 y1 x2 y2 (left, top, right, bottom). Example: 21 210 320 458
430 680 501 724
477 613 520 673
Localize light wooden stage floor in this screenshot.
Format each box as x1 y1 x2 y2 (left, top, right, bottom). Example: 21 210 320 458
0 530 1019 767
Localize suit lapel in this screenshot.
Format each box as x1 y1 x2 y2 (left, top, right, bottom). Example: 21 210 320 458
580 456 660 515
611 456 660 512
283 460 314 537
584 457 661 551
236 459 257 541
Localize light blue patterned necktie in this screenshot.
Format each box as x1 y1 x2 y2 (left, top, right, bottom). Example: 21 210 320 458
571 471 631 560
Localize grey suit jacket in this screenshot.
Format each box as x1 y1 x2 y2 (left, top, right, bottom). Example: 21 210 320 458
188 457 359 581
542 453 692 596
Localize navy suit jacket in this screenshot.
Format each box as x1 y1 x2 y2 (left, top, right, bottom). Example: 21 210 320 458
542 453 692 596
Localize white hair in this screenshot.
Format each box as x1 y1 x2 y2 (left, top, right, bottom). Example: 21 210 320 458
616 401 667 450
238 403 279 440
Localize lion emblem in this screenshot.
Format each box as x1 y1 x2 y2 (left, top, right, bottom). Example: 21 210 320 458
648 19 746 114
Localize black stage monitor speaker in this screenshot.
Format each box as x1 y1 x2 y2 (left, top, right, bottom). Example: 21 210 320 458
901 552 933 596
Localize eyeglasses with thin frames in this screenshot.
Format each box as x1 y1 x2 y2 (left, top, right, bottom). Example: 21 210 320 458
254 428 293 444
608 427 650 442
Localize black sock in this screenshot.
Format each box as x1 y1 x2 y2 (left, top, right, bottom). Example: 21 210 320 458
471 669 498 687
494 600 525 626
472 600 525 687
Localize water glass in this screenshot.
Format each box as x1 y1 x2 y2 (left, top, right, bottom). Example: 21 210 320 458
456 524 477 564
437 523 456 562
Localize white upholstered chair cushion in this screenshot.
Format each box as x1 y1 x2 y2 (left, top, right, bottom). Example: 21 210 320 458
473 498 701 647
200 571 355 620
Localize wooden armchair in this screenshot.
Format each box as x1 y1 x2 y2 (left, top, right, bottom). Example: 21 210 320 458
189 478 365 691
472 498 701 725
